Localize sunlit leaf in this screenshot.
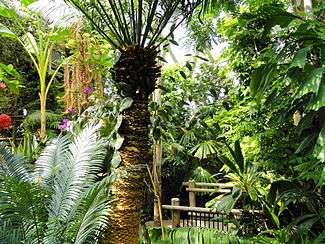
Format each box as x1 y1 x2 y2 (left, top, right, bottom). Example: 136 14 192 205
297 67 325 98
21 32 39 55
0 24 16 38
290 45 313 69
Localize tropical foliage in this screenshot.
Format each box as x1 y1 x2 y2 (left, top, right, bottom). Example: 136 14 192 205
0 0 324 243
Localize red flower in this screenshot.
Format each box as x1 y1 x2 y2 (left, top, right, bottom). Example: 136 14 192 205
0 114 12 129
0 82 7 90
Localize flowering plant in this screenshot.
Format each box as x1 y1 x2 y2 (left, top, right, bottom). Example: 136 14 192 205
67 107 76 114
0 114 12 129
83 86 93 95
58 118 70 130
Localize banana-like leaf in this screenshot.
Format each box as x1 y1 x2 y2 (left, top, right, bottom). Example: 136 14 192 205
110 151 122 169
119 97 133 112
297 67 325 100
21 32 39 55
0 24 16 38
217 155 239 175
0 3 17 18
212 194 236 214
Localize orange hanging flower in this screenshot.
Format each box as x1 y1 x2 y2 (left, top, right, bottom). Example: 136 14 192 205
0 114 12 129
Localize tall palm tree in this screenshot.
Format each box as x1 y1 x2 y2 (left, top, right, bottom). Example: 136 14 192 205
64 0 211 243
0 124 111 243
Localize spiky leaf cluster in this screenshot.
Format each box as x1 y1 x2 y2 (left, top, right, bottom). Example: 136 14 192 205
0 124 111 243
65 0 204 50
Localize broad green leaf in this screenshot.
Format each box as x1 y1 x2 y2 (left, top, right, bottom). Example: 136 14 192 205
247 185 258 201
114 115 123 131
213 195 236 214
297 67 325 98
231 187 242 199
217 155 239 175
250 65 276 99
308 81 325 110
111 135 124 150
295 132 318 154
263 203 280 228
21 32 39 55
0 5 17 18
269 12 297 28
313 127 325 162
290 45 313 69
0 24 16 38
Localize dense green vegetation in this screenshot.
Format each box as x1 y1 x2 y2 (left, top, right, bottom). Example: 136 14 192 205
0 0 324 243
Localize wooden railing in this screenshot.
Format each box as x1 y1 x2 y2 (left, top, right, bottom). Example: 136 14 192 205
182 180 234 207
161 181 262 230
162 197 261 230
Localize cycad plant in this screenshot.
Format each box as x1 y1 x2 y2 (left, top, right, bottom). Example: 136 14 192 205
0 124 111 243
64 0 207 242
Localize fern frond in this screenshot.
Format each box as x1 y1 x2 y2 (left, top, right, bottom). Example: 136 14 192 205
0 142 31 181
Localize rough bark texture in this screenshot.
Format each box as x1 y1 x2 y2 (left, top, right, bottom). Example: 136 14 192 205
104 100 149 244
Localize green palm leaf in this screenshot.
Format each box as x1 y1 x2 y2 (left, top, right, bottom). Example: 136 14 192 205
73 177 111 244
0 142 31 181
45 124 106 240
34 134 71 184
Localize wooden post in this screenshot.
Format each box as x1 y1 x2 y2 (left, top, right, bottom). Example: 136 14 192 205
304 0 312 14
188 180 196 207
153 79 162 226
171 198 180 227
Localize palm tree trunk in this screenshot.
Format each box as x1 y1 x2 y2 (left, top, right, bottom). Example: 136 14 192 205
104 100 149 244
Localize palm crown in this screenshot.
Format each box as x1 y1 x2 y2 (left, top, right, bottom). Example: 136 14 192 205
64 0 206 99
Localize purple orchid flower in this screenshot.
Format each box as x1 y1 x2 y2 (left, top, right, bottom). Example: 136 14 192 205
83 86 93 95
67 107 76 114
58 118 70 130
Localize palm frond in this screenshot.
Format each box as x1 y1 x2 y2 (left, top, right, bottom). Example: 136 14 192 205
190 166 216 183
28 0 81 27
0 142 31 181
65 0 204 49
34 134 71 185
189 140 221 159
45 123 106 241
0 220 23 244
0 176 48 243
72 177 112 244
